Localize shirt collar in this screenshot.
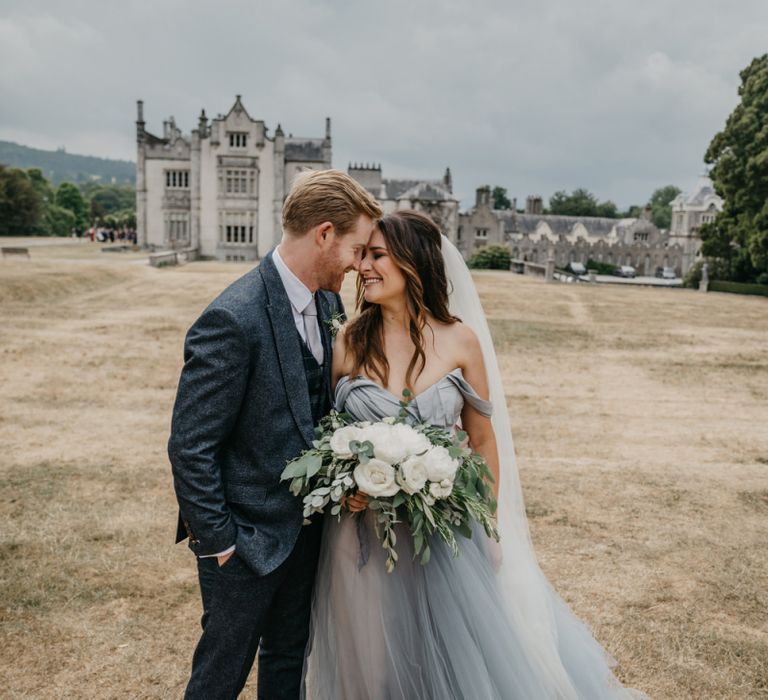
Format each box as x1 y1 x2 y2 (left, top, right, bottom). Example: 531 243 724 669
273 246 314 314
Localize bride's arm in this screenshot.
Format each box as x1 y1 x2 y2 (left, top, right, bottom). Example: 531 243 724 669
458 327 500 502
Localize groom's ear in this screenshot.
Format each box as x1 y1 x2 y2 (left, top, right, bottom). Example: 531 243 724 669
314 221 335 247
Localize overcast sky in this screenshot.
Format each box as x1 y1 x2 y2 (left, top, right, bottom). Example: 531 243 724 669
1 0 766 207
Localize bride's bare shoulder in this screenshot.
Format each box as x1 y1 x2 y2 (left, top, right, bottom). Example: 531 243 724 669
433 320 482 363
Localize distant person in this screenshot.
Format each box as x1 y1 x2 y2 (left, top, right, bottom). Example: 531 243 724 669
168 170 381 699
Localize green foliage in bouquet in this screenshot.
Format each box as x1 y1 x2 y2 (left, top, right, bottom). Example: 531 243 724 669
280 395 499 573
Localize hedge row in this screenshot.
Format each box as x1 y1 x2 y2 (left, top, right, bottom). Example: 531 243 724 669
709 281 768 297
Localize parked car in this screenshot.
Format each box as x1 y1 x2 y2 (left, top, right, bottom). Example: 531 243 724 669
569 262 586 275
618 265 636 278
662 267 676 279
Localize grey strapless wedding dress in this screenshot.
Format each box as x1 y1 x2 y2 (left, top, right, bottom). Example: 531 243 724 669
303 368 641 700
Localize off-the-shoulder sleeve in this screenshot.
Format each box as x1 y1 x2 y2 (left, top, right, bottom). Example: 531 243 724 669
446 370 493 417
333 375 353 412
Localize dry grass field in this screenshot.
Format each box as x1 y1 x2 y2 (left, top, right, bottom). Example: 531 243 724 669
1 239 766 699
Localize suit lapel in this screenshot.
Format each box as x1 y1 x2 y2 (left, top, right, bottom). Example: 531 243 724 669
316 292 334 386
260 252 314 447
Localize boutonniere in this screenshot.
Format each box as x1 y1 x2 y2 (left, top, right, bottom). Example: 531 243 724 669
325 310 344 338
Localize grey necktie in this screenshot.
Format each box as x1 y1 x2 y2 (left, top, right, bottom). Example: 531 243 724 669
302 297 324 366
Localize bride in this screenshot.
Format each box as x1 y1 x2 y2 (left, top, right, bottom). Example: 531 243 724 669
304 210 643 699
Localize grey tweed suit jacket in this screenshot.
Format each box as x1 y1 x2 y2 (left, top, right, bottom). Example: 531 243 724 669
168 251 343 576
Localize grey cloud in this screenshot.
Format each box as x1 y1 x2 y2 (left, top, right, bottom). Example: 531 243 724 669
0 0 766 207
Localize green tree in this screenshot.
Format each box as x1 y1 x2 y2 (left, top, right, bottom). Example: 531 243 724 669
27 168 56 207
468 245 511 270
55 182 88 230
82 183 136 221
549 188 619 218
45 204 76 236
648 185 681 229
704 53 768 280
0 165 45 235
595 200 618 218
491 186 512 210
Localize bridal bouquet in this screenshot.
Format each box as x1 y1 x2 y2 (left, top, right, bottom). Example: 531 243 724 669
280 395 499 573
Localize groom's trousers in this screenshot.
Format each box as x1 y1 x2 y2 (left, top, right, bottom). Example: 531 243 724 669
184 518 323 700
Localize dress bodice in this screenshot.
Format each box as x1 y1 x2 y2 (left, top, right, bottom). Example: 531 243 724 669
334 368 492 428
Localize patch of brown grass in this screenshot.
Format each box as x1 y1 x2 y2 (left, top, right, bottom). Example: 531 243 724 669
0 256 766 698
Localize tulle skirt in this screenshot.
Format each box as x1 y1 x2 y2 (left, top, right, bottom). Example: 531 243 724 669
303 512 642 700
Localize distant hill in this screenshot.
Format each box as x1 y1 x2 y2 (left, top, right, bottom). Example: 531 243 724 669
0 140 135 186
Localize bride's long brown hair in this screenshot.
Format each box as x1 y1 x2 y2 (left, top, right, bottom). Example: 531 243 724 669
345 210 460 391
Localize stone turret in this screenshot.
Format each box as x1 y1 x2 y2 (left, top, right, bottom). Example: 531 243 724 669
136 100 145 142
135 100 147 246
443 167 453 194
322 117 332 167
476 186 491 208
525 195 544 215
198 109 208 138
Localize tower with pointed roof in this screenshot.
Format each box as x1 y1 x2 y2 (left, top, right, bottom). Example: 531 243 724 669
135 96 331 259
669 175 724 273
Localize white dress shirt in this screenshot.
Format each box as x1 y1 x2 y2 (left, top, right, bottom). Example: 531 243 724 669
202 247 316 560
272 245 317 345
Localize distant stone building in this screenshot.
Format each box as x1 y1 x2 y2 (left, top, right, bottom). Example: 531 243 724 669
668 176 723 274
348 163 459 239
135 96 331 260
458 188 691 276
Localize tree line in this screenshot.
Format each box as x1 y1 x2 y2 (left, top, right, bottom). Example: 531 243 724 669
699 53 768 285
486 184 681 230
0 165 135 236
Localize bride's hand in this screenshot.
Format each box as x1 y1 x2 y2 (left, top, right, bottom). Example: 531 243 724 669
343 491 369 513
487 537 503 572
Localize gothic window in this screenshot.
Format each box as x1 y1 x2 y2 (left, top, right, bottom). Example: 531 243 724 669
475 228 488 239
165 212 189 243
165 170 189 189
218 211 257 246
219 168 256 197
228 132 248 148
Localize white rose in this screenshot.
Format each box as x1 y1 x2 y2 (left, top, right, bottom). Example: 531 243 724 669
353 458 400 498
429 478 454 500
357 423 395 462
364 422 430 465
423 445 459 483
396 455 429 495
329 425 363 459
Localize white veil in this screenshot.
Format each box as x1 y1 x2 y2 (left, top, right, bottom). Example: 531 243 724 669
441 236 640 698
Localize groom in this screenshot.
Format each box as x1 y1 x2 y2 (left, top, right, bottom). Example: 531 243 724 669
168 169 382 699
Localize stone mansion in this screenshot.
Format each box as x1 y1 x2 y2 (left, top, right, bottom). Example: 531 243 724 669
136 96 721 275
136 96 330 261
455 177 722 277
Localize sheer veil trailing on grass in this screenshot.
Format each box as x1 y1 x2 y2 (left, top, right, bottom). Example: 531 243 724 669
440 235 645 698
442 236 644 698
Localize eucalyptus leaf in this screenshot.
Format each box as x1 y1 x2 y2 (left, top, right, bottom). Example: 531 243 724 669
420 546 431 565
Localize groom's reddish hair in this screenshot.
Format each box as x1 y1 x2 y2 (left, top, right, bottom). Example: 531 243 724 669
282 169 382 237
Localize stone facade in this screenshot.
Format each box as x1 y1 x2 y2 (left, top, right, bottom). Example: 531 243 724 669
458 187 692 277
348 164 459 240
668 176 723 274
135 97 331 261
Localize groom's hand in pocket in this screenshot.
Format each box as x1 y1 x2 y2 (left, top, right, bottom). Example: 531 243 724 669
217 551 235 567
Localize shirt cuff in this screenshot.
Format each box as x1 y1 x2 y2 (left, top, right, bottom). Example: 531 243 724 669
198 544 236 559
